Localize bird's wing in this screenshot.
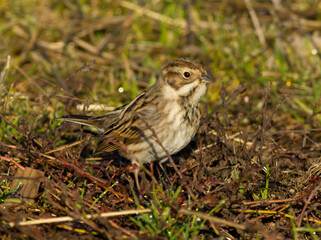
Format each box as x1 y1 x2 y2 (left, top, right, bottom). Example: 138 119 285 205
95 90 162 154
95 125 143 154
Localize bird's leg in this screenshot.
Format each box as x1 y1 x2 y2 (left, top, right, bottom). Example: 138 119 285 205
150 161 154 177
134 168 141 194
158 161 172 185
129 163 142 195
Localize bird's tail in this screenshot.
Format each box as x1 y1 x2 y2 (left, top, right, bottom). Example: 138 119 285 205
59 115 105 132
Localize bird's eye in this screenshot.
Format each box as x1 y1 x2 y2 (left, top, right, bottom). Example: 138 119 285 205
183 72 190 78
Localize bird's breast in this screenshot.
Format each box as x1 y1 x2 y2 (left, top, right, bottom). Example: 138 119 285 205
156 101 201 154
125 100 201 164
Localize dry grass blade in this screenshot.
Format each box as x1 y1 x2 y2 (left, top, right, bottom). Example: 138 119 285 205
45 140 86 154
5 209 152 227
0 55 10 89
114 0 219 32
179 208 246 230
244 0 266 44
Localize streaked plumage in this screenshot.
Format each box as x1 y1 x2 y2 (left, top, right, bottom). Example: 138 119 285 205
61 58 211 191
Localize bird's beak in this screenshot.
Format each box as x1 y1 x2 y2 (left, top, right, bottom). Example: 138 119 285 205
201 74 211 84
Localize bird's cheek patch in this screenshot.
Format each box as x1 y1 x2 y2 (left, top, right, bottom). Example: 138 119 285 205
165 73 184 90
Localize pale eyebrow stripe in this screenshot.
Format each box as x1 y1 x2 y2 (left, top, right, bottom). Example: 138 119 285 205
163 67 200 75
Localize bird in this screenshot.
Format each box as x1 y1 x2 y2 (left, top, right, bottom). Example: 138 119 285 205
61 58 211 192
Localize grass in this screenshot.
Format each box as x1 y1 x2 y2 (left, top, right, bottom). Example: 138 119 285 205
1 0 321 239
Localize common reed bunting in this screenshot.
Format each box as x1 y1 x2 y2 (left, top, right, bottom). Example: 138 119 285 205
61 58 211 192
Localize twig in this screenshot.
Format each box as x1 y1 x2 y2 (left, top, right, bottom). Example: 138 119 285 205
0 114 26 137
242 198 296 205
208 78 256 117
297 182 321 227
39 49 70 93
259 82 271 162
0 156 25 170
57 157 109 186
232 209 321 225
